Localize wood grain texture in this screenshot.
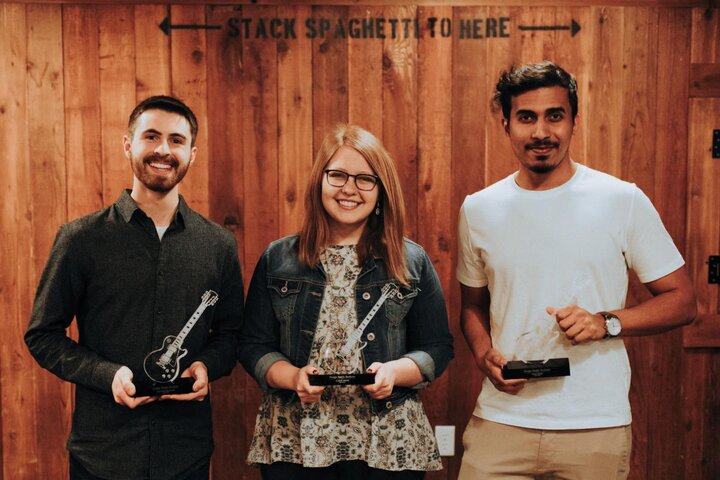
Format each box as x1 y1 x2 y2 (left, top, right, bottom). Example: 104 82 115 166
417 7 453 477
645 9 691 480
619 9 659 477
483 5 516 185
348 5 383 136
26 5 70 479
382 5 418 240
689 62 720 96
586 7 624 177
239 4 279 268
206 5 252 479
135 5 171 98
683 314 720 348
1 4 719 480
98 5 136 205
278 4 313 238
4 0 712 6
691 7 719 63
448 5 489 478
311 5 349 152
0 5 37 479
63 5 103 219
684 96 720 480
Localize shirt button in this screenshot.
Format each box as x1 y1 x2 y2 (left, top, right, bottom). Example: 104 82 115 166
385 401 393 409
362 292 371 301
367 333 375 341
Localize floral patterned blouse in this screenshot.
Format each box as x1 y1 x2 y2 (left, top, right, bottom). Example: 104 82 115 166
247 245 442 471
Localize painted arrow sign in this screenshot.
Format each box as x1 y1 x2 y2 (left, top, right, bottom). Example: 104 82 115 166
518 19 581 37
158 16 222 36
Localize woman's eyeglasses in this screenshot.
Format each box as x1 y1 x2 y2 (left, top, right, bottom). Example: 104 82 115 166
324 169 379 191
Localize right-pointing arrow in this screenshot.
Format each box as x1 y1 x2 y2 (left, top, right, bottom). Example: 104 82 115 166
518 19 582 38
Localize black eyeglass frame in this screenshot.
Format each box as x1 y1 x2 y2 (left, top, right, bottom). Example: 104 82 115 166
323 169 380 191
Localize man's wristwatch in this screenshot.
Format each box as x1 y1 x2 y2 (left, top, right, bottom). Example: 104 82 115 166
598 311 622 339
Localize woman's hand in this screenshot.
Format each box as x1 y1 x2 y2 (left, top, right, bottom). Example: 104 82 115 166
362 362 397 400
293 365 325 404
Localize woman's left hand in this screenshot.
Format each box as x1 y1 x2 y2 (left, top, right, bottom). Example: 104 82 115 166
362 362 396 399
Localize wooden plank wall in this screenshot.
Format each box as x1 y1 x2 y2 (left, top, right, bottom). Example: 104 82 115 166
0 3 718 479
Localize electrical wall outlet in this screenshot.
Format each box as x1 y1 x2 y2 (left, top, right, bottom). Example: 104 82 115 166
435 425 455 456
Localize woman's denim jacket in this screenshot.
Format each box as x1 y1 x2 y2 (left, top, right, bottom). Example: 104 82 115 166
238 235 454 415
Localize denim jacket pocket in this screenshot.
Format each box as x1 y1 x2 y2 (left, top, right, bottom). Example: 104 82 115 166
267 277 302 324
385 283 419 326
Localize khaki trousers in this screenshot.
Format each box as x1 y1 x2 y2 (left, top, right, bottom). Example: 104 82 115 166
458 417 631 480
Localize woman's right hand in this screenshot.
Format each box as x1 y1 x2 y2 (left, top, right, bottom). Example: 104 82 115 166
294 365 325 404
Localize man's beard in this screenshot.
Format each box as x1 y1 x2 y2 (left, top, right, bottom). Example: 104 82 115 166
524 140 561 173
130 152 189 193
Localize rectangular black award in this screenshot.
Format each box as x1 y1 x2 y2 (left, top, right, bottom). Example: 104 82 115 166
133 377 195 397
308 373 376 386
502 358 570 380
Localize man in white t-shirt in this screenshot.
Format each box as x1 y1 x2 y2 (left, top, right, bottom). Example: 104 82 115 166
456 61 696 479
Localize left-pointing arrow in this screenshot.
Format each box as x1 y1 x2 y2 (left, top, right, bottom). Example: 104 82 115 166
158 16 222 36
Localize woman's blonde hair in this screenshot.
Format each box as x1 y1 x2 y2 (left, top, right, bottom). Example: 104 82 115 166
298 124 408 284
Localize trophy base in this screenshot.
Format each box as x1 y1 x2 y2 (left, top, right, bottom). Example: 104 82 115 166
133 377 195 397
502 358 570 379
308 373 376 386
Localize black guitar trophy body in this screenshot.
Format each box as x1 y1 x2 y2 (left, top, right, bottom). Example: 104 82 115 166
134 290 219 396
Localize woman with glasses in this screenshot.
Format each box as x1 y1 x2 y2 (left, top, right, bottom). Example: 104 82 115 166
238 124 453 479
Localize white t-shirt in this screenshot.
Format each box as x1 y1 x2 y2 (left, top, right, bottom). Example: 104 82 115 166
456 164 684 429
156 225 169 240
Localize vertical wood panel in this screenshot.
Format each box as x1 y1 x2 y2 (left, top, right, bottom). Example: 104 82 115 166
240 4 279 269
685 96 720 480
135 5 171 98
170 4 209 216
348 6 383 136
382 5 418 240
0 5 35 479
2 4 719 480
484 6 516 185
685 10 720 480
448 6 489 479
619 8 659 478
586 7 624 177
206 5 250 479
647 10 691 479
517 7 557 62
312 5 349 151
417 9 453 479
27 5 70 479
98 5 135 205
63 5 103 219
691 7 719 63
278 5 313 238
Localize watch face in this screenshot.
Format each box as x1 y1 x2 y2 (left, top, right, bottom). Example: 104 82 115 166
606 317 622 336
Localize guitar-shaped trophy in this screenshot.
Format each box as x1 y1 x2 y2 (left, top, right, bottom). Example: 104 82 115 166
308 283 399 386
134 290 219 396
